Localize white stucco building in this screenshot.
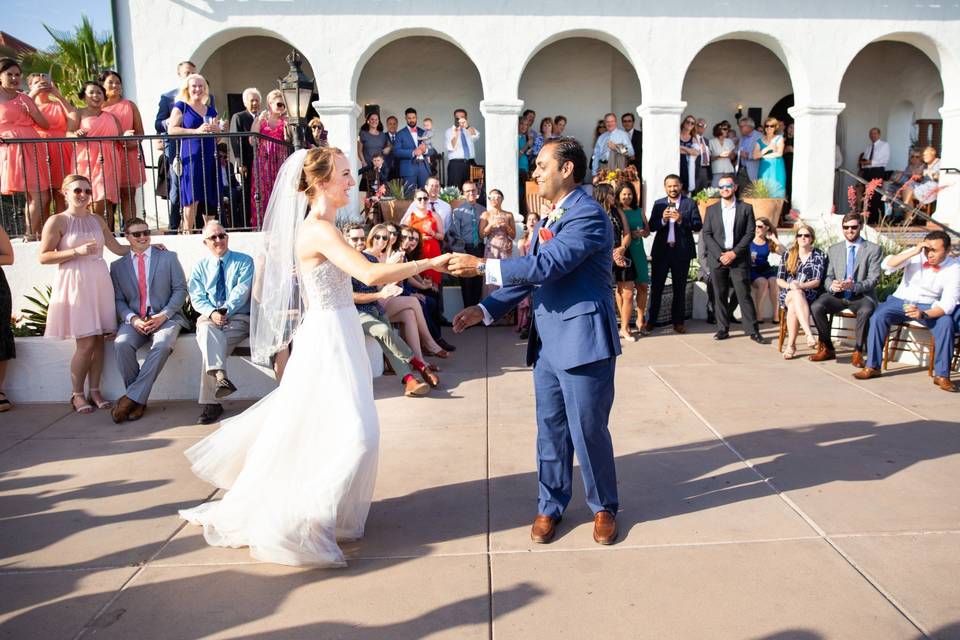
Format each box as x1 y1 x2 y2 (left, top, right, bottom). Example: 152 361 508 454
111 2 959 230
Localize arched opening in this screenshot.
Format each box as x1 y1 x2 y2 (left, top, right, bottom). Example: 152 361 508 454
838 41 944 216
355 36 484 187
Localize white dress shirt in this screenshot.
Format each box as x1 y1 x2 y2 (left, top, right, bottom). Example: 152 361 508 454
591 128 635 174
721 199 737 249
445 125 480 160
885 253 959 314
125 247 153 323
401 199 452 232
862 139 891 168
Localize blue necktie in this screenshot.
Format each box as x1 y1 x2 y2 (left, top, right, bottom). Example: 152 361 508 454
214 259 227 308
471 207 479 246
459 128 471 159
844 245 856 300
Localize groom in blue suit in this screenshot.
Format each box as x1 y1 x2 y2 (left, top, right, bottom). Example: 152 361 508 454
393 107 435 190
451 138 621 545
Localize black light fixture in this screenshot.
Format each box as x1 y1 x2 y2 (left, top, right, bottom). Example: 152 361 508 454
278 50 314 150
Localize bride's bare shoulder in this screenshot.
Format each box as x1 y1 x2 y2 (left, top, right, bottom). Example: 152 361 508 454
297 216 340 263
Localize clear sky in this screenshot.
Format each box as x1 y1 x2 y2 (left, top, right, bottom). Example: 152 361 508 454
5 0 113 51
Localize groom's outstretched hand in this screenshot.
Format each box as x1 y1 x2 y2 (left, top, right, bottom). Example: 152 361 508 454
453 305 484 333
448 253 484 277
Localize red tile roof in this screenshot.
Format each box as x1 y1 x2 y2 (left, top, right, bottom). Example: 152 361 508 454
0 32 37 55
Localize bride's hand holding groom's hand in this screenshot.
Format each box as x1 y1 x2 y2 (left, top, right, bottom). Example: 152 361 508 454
427 253 453 273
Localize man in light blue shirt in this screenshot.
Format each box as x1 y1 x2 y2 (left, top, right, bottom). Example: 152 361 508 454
188 221 255 424
735 117 761 187
591 113 634 176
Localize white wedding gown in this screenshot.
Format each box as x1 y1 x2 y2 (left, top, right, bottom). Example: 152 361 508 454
179 260 380 567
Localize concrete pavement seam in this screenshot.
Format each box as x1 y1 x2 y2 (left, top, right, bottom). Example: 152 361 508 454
802 359 929 421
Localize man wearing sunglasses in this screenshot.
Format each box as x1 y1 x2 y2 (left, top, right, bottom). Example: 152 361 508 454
110 219 190 422
188 221 255 424
808 213 882 366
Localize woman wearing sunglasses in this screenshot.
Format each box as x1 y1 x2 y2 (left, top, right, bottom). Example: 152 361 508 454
250 89 290 227
752 117 786 198
407 189 444 287
776 223 826 359
39 174 133 413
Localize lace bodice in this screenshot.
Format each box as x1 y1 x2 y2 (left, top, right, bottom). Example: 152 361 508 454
301 260 353 311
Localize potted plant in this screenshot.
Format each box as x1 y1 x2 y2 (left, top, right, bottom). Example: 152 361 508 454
693 187 720 221
742 179 785 227
438 185 463 210
380 178 414 224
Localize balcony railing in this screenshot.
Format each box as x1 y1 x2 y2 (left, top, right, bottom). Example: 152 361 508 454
0 131 294 239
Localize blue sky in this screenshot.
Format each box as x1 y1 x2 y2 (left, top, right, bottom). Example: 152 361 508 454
6 0 113 51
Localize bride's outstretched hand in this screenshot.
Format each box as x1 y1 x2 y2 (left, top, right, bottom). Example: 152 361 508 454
429 253 453 273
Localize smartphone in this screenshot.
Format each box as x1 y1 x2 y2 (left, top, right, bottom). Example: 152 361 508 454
319 129 328 142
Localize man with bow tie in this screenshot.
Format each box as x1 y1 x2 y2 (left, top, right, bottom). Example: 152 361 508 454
394 107 436 190
854 230 959 392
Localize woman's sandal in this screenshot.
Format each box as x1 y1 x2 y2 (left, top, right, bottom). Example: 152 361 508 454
70 392 95 414
782 345 797 360
426 348 449 359
88 388 112 410
0 392 10 413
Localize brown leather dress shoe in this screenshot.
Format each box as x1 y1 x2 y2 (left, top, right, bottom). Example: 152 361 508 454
593 511 618 545
808 343 836 362
851 351 866 368
127 401 146 421
853 367 882 380
673 324 686 334
111 395 136 424
933 376 958 392
530 514 560 543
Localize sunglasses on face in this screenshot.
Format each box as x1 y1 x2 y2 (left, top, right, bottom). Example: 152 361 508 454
684 120 695 125
348 235 365 242
126 229 151 238
719 184 734 189
72 188 93 195
765 125 777 129
373 234 390 241
415 197 428 201
796 233 812 238
206 233 228 241
401 234 416 240
842 225 860 230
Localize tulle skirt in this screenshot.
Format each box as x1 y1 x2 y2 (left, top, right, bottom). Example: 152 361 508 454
179 305 380 567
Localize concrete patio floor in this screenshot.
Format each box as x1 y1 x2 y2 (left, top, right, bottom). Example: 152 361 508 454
1 323 958 639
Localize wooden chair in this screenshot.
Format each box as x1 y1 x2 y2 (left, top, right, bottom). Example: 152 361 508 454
777 308 857 353
469 165 485 192
525 193 550 218
881 319 960 376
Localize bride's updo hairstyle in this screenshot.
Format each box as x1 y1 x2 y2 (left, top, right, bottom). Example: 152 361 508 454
299 146 344 198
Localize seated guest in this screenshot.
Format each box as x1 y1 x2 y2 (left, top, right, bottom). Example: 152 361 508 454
188 221 255 424
344 224 437 396
776 224 826 359
809 213 882 366
902 146 941 208
750 216 785 323
110 218 189 422
854 230 959 392
446 181 485 309
359 152 389 195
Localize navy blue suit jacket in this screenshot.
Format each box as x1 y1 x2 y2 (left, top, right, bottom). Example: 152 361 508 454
649 195 702 263
482 187 621 370
394 127 435 179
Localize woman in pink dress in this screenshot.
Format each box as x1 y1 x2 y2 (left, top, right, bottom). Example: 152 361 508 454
0 58 51 240
479 188 516 298
101 71 146 228
28 73 78 214
69 81 123 231
40 174 132 414
250 89 289 227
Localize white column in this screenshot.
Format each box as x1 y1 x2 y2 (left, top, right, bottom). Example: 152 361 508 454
935 105 960 232
788 103 845 222
479 99 524 214
312 101 362 220
637 102 686 208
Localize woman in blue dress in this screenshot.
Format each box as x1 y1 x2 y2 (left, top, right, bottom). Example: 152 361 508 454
753 117 786 198
169 74 222 233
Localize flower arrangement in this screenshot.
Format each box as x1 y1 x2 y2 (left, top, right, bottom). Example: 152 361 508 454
438 186 462 204
594 165 640 187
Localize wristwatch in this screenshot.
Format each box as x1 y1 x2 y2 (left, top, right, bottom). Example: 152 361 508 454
476 261 486 276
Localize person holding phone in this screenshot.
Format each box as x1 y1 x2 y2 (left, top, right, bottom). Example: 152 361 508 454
594 183 636 341
445 108 480 189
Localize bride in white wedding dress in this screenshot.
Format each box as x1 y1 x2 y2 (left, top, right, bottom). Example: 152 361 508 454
179 147 448 567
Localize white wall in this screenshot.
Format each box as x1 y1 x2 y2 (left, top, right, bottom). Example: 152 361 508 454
519 38 642 149
356 36 486 165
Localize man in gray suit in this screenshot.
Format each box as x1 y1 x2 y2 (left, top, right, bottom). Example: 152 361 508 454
809 213 882 366
110 219 189 422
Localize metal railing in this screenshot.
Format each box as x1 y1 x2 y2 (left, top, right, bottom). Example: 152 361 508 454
0 131 294 239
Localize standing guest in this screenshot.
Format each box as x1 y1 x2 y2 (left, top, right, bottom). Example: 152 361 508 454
809 212 882 366
155 61 199 235
644 174 701 334
168 74 223 233
395 107 434 190
228 87 260 228
776 223 826 359
694 118 711 192
753 117 786 198
383 115 400 178
701 177 766 343
553 115 567 136
591 113 634 176
109 218 189 422
401 176 451 231
858 127 890 224
250 89 289 228
619 182 649 331
358 111 390 174
307 118 327 148
69 82 123 231
902 146 941 208
518 117 535 210
783 122 794 201
516 212 540 338
41 174 132 413
853 231 959 391
621 112 642 174
735 117 761 190
708 121 736 187
749 216 785 323
445 108 480 189
101 71 147 227
188 221 254 425
521 109 537 167
28 73 78 214
595 183 636 341
405 189 445 287
480 188 516 298
678 115 699 194
0 226 13 412
532 117 554 159
0 58 51 240
447 181 486 309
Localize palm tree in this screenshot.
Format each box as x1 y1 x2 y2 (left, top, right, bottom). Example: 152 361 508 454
19 15 115 105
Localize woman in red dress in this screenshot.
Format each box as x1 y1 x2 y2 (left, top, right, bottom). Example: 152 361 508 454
407 189 444 286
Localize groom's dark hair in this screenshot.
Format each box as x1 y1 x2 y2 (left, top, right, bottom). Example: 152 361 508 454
543 137 587 184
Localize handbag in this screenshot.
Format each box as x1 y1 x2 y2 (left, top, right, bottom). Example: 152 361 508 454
170 140 183 177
